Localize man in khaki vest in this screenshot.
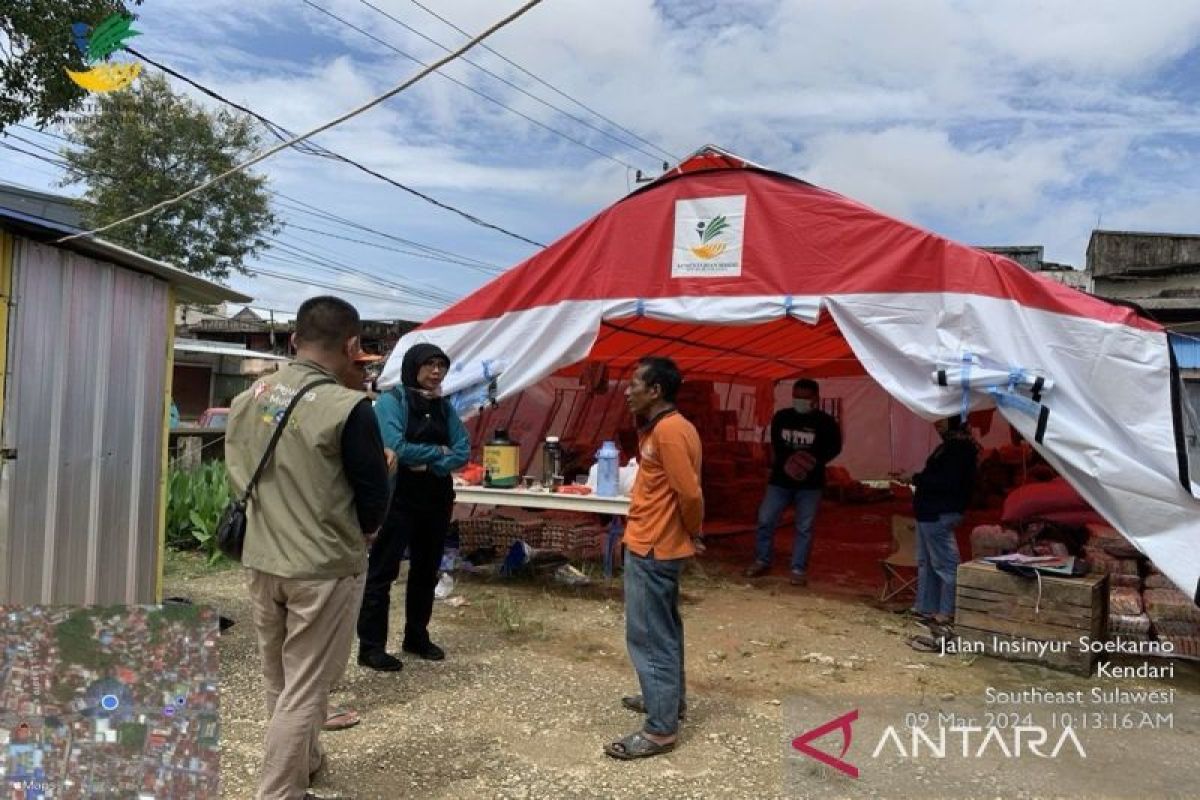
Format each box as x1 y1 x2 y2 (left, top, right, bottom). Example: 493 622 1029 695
227 296 389 800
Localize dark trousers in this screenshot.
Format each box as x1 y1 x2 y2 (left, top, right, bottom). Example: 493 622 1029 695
357 496 451 653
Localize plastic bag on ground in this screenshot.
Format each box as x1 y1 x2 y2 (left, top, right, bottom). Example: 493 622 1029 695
554 564 591 586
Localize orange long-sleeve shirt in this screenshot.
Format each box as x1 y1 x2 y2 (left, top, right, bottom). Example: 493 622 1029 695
623 410 704 559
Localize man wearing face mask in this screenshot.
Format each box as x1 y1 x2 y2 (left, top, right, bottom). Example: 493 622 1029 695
357 343 470 671
744 378 842 585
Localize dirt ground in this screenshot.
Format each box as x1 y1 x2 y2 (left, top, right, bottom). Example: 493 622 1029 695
165 526 1200 800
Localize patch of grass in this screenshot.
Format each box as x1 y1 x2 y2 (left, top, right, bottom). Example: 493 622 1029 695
484 594 545 639
163 548 237 581
489 594 524 633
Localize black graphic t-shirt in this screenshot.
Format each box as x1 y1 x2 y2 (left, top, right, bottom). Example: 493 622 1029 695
768 408 843 490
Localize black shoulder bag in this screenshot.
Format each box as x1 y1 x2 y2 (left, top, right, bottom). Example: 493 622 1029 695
216 378 335 561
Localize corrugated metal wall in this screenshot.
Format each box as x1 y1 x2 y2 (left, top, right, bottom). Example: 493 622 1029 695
1 238 168 604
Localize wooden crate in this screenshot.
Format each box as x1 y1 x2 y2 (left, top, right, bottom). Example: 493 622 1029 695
955 561 1108 675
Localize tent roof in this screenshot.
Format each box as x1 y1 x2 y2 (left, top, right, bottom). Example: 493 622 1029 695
425 145 1154 342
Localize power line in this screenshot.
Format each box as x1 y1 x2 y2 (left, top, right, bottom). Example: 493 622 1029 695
13 123 507 271
125 49 544 249
58 0 547 244
263 234 461 305
269 191 506 268
355 0 668 165
283 221 502 274
2 130 67 160
0 136 463 307
0 139 69 167
300 0 638 171
402 0 678 164
250 264 445 308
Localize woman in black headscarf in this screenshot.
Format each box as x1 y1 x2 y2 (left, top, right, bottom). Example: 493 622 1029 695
356 343 470 670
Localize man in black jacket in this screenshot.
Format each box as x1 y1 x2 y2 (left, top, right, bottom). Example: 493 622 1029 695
744 379 842 586
911 416 978 625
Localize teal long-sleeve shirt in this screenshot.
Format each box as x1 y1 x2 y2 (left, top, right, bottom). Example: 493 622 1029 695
374 387 470 477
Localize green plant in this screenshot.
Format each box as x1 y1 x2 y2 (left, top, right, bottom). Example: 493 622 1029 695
166 461 232 564
489 594 525 633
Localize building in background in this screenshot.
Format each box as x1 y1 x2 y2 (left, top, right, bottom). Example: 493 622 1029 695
1086 230 1200 330
173 307 418 419
979 245 1094 292
1085 231 1200 446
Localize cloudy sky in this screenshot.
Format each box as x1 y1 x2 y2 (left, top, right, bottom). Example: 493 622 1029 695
4 0 1200 321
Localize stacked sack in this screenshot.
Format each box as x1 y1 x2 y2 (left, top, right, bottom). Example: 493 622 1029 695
968 525 1020 559
1108 587 1151 640
1143 588 1200 657
1084 523 1152 639
1084 523 1200 656
1084 523 1142 586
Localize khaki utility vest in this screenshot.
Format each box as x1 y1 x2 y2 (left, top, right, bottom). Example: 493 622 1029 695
226 360 367 579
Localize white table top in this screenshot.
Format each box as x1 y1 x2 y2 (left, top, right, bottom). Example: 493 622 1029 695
454 485 631 516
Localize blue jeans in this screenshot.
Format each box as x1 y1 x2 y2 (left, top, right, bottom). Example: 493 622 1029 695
915 513 963 617
623 550 686 736
754 484 822 572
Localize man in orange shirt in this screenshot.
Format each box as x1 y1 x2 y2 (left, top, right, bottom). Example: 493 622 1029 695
605 357 704 760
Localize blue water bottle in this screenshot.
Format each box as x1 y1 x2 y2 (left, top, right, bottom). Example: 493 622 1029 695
596 441 620 497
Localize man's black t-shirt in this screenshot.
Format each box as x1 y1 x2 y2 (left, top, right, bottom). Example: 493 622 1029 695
768 408 843 490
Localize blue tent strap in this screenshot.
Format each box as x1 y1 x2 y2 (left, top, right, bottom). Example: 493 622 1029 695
784 295 795 315
987 387 1050 444
635 298 645 317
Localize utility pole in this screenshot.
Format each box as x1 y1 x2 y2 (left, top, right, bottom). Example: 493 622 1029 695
268 310 276 352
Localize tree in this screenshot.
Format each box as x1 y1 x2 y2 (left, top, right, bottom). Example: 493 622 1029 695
61 73 279 280
0 1 143 129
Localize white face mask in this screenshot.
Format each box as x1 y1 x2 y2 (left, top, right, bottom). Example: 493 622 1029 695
793 399 814 414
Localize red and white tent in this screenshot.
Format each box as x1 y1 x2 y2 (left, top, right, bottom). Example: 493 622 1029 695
381 146 1200 599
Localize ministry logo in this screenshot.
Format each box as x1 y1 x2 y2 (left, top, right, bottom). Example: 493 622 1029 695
66 13 142 93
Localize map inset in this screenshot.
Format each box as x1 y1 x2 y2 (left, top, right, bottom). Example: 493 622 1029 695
1 605 219 798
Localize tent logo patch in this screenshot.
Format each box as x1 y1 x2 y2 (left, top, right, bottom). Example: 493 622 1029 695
690 216 731 259
673 195 746 278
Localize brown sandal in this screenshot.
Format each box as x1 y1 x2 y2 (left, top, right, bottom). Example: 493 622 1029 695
322 707 360 732
604 731 676 760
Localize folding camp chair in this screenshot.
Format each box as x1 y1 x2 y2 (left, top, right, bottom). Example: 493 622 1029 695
879 515 919 603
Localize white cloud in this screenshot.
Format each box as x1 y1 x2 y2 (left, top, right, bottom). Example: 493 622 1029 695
5 0 1199 314
798 127 1077 226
